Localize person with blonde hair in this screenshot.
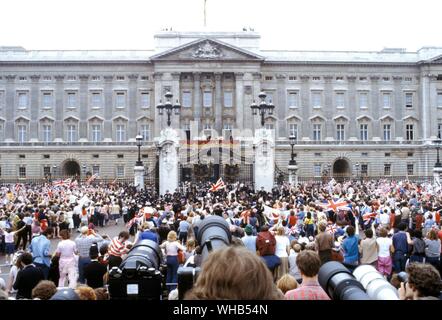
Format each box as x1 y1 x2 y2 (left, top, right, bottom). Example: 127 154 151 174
55 229 78 288
160 230 185 292
276 274 298 295
185 246 283 300
424 229 441 271
274 226 290 280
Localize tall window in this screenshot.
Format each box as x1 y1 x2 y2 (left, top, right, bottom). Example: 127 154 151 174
312 92 322 107
91 92 102 108
287 92 298 108
67 92 77 108
384 163 391 176
42 92 53 108
140 124 150 141
0 91 4 108
91 124 102 142
17 125 27 142
92 165 100 175
438 122 442 139
405 92 413 108
0 123 4 141
382 92 391 108
265 92 274 104
383 124 391 141
19 166 26 178
223 91 233 107
66 125 77 142
438 92 442 108
265 123 274 131
407 164 414 176
116 92 126 108
140 92 150 108
116 166 125 177
42 125 52 142
361 164 368 175
360 124 368 141
18 92 28 109
313 124 321 141
116 124 126 142
203 90 212 107
336 124 345 141
182 91 192 108
359 92 368 109
288 123 298 139
314 164 322 176
335 92 345 108
406 124 414 140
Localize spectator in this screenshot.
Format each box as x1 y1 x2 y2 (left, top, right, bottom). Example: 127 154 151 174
31 280 57 300
342 224 360 271
241 224 257 253
29 227 53 279
107 231 131 269
75 285 97 300
376 227 394 277
424 229 441 271
409 229 426 263
134 222 159 243
75 226 103 283
13 252 45 299
55 229 78 288
160 230 185 292
94 287 110 300
288 242 302 283
285 250 330 300
84 244 107 289
276 274 298 295
275 226 290 280
315 221 334 265
359 225 378 267
398 263 442 300
185 246 283 300
392 223 413 273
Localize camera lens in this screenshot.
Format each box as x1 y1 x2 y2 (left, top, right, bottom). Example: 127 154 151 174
353 265 399 300
195 215 231 262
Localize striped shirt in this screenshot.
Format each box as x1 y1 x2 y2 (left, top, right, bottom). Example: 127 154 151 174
285 279 330 300
108 237 130 257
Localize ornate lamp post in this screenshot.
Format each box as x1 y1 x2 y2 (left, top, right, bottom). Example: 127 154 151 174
250 91 275 127
288 135 298 186
355 162 360 182
136 134 143 166
156 91 181 127
134 134 145 190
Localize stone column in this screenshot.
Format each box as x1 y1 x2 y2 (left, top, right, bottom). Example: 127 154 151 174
171 72 181 130
153 72 163 137
254 128 275 191
300 75 310 139
134 165 145 190
155 128 180 195
5 75 16 140
323 75 333 138
30 75 40 140
214 72 222 132
103 75 113 140
276 74 286 138
79 74 90 140
347 76 357 138
235 72 244 130
54 75 65 140
128 74 138 139
433 166 442 187
193 72 201 127
288 163 298 186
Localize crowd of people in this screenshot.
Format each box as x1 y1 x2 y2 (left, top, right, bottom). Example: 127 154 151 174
0 178 441 300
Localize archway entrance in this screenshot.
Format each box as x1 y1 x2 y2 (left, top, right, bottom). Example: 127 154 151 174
332 158 351 181
62 160 81 176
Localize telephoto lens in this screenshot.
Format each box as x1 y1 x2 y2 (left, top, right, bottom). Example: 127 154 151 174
195 215 232 262
353 265 399 300
318 261 370 300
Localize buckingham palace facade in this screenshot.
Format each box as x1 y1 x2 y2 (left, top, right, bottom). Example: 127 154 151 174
1 30 442 182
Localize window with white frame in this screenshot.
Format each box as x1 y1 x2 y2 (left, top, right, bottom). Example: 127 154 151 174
43 166 51 176
313 124 321 141
265 92 274 104
17 125 27 142
91 124 102 142
224 91 233 107
203 90 212 107
336 124 345 141
384 163 391 176
407 163 414 175
314 164 322 176
18 92 28 109
0 123 4 141
182 91 192 108
92 165 100 175
223 123 233 137
115 92 126 108
438 122 442 139
287 92 298 108
383 124 391 141
265 123 274 131
382 92 391 108
405 92 413 108
406 124 414 141
19 166 26 178
42 92 53 108
360 124 368 141
66 124 77 142
288 123 298 139
312 92 322 107
438 92 442 108
140 92 150 108
91 92 102 108
0 91 4 108
140 124 150 141
115 124 126 142
361 164 368 175
116 165 125 177
67 92 77 108
335 92 345 108
42 125 52 142
359 92 368 109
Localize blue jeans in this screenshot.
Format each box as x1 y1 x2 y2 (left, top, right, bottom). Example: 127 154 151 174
78 257 91 284
409 255 424 263
166 255 179 292
34 262 49 279
425 256 440 271
393 251 407 273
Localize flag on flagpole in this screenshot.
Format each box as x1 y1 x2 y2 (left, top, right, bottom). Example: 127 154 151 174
209 178 225 192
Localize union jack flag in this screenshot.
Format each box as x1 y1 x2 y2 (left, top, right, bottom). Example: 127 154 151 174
209 178 225 192
321 198 350 212
126 208 144 229
86 173 99 184
52 178 72 187
326 223 338 234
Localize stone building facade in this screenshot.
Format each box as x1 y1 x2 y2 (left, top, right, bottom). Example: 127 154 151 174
1 31 442 182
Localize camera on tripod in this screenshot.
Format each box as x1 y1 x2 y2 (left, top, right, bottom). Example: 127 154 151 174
108 215 232 300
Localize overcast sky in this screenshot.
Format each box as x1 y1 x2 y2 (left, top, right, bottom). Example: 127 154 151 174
1 0 441 52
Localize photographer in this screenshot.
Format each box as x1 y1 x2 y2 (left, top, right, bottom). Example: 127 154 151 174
398 263 442 300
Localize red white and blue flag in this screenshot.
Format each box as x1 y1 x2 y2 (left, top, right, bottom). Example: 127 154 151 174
52 178 72 187
326 223 338 234
86 173 99 184
209 178 226 192
321 198 350 212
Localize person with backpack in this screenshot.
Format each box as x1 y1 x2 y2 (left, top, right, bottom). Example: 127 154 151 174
256 225 280 280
